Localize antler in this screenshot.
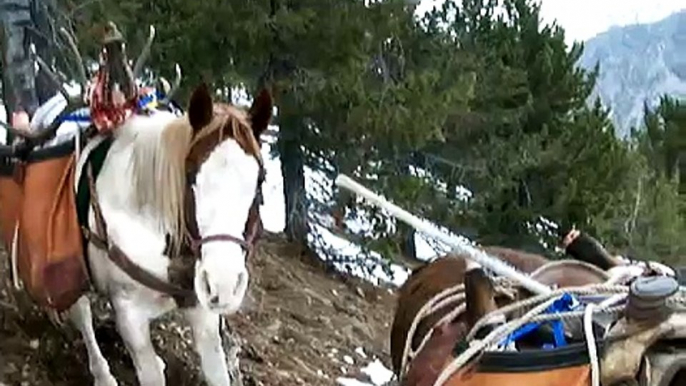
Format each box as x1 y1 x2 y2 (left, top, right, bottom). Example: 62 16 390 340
0 101 90 144
166 63 182 100
58 27 88 97
30 43 71 103
0 25 89 144
158 63 182 104
133 25 156 80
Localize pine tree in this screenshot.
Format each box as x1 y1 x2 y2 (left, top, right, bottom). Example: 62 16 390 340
634 96 686 194
413 0 644 253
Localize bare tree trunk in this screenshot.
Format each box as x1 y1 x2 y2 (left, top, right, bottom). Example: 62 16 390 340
278 110 308 244
266 0 309 246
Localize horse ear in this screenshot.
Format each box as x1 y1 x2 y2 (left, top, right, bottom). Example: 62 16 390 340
248 88 273 139
187 83 213 133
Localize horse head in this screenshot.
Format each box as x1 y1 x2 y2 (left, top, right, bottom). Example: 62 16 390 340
182 83 273 313
127 83 273 314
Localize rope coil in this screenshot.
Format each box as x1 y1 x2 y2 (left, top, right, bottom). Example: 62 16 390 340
401 277 686 385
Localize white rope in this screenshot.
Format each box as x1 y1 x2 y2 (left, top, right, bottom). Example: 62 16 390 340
399 277 515 376
584 303 600 386
465 284 629 341
399 284 466 376
432 288 640 386
401 282 631 376
432 296 562 386
409 303 466 368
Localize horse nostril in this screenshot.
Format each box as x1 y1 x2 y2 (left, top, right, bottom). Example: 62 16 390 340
209 295 220 305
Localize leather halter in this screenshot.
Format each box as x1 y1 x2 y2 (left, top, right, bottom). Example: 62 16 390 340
168 156 266 262
84 119 266 305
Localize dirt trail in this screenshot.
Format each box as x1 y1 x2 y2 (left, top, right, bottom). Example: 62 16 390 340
0 233 398 386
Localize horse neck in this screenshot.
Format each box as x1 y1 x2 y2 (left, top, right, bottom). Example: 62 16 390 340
95 113 182 255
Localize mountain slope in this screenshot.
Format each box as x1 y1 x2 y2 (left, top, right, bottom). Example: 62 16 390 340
0 234 397 386
579 9 686 136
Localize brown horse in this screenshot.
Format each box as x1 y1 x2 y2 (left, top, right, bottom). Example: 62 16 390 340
392 246 610 386
390 247 547 374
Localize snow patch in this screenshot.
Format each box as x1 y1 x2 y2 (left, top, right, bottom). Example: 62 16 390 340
336 358 395 386
362 359 395 385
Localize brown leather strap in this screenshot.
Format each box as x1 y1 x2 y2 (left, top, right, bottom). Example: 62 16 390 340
191 234 252 255
182 158 265 259
83 151 265 301
84 165 195 300
107 243 194 297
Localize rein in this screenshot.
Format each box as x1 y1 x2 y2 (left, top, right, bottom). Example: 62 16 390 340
83 119 266 305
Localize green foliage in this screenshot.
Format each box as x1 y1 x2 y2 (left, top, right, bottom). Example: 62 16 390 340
624 96 686 263
401 0 684 264
633 96 686 194
408 0 611 249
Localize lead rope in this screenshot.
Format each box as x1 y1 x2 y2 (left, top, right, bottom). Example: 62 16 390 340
430 284 631 386
432 295 562 386
399 278 518 376
10 221 21 290
584 303 600 386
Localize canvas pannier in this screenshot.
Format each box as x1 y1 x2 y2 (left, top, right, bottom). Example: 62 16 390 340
0 141 88 312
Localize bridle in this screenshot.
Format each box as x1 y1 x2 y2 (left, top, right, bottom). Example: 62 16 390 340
170 113 267 263
172 152 266 262
85 110 267 306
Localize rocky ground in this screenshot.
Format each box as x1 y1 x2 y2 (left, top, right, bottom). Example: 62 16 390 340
0 233 398 386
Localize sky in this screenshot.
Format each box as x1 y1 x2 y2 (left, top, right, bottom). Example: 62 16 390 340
417 0 686 43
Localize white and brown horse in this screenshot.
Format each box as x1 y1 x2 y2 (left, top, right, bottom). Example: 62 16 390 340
67 83 273 386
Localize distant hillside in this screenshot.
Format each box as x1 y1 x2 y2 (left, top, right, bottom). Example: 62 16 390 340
579 9 686 137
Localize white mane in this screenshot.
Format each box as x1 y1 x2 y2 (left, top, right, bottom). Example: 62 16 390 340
125 111 193 244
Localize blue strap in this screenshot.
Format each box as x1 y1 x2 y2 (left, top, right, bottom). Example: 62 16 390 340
501 293 578 349
551 320 567 346
57 110 91 124
137 89 183 115
137 91 159 110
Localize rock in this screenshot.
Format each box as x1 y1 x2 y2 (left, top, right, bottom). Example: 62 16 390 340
316 315 333 329
289 311 312 326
